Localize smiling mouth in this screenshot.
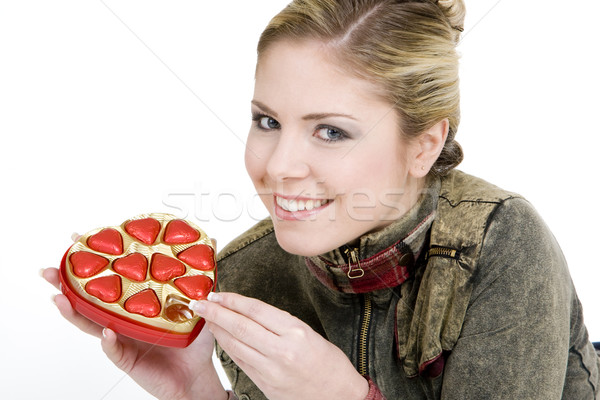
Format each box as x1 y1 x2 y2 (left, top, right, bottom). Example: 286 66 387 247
275 195 333 212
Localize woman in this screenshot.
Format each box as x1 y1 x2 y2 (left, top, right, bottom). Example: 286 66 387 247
43 0 599 398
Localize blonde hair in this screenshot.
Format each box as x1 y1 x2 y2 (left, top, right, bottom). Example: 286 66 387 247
257 0 466 175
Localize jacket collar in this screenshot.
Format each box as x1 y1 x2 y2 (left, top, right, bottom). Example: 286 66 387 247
304 177 440 294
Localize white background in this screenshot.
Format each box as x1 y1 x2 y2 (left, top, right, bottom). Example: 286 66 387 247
1 1 598 398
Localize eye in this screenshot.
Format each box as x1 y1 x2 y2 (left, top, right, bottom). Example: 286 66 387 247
260 117 280 130
314 126 348 142
252 113 281 130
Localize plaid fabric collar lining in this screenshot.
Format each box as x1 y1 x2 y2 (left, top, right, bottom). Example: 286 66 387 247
304 211 435 294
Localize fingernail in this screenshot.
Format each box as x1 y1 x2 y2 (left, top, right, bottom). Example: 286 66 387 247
207 292 221 302
102 328 109 338
189 300 207 314
50 294 57 304
39 268 45 277
71 232 81 242
188 300 198 310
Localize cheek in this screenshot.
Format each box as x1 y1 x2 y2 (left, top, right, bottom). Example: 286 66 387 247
244 146 258 181
336 149 408 197
244 136 266 184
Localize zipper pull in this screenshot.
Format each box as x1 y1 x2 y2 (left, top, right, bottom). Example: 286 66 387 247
344 248 365 279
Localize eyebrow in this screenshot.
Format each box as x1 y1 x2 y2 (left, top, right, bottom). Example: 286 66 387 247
251 100 357 121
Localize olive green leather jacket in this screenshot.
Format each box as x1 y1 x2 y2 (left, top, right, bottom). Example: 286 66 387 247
215 170 599 399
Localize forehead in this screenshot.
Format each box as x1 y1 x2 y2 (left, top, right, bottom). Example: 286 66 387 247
254 40 390 114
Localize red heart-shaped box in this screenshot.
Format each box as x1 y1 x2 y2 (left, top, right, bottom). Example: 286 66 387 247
59 213 216 347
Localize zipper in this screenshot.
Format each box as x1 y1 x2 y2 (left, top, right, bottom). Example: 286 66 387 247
344 247 372 376
357 293 373 376
344 247 365 279
427 246 459 259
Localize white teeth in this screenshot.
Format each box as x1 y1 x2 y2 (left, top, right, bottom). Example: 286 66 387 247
288 200 298 212
276 196 330 212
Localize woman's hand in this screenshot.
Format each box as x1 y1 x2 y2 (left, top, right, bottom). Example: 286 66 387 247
42 267 227 400
192 292 369 400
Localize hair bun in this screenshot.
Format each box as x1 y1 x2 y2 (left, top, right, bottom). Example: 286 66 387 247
432 137 464 176
433 0 466 43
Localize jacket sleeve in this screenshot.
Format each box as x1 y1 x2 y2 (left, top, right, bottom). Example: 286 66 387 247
440 197 598 399
223 379 385 400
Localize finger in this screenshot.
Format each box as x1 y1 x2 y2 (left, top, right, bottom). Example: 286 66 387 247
206 292 296 334
100 328 131 373
53 293 104 338
44 269 103 337
41 267 61 290
206 320 268 372
210 238 217 249
192 299 278 355
207 320 288 394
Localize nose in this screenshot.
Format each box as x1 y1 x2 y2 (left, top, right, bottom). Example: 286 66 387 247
265 131 311 182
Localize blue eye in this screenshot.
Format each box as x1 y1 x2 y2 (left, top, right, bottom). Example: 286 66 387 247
261 117 280 129
315 126 347 142
253 114 280 130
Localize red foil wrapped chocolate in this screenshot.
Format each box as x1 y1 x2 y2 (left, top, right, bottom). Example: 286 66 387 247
59 213 216 347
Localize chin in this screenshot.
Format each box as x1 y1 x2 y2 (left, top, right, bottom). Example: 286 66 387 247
272 229 335 257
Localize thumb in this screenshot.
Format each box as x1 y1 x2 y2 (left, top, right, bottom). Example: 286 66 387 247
100 328 131 373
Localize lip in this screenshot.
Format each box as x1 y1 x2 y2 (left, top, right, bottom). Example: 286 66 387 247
273 194 333 221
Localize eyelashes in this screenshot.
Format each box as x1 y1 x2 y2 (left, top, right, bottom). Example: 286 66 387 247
251 112 281 130
314 126 349 143
251 112 350 143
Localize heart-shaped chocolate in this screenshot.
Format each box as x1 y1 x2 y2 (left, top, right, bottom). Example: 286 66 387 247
124 289 161 318
87 228 123 255
125 218 161 245
174 275 214 300
163 220 200 244
177 244 215 271
150 253 186 282
85 275 122 303
113 253 147 282
70 251 109 278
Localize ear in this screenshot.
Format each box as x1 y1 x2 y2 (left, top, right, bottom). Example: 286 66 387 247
409 119 449 178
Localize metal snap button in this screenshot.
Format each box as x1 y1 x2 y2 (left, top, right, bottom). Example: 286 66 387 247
398 252 415 269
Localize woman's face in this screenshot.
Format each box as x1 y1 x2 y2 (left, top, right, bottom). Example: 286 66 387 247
245 40 424 256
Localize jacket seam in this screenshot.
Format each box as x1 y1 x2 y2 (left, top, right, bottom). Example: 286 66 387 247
479 197 514 256
570 344 599 394
438 194 519 208
465 197 522 298
569 296 598 394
